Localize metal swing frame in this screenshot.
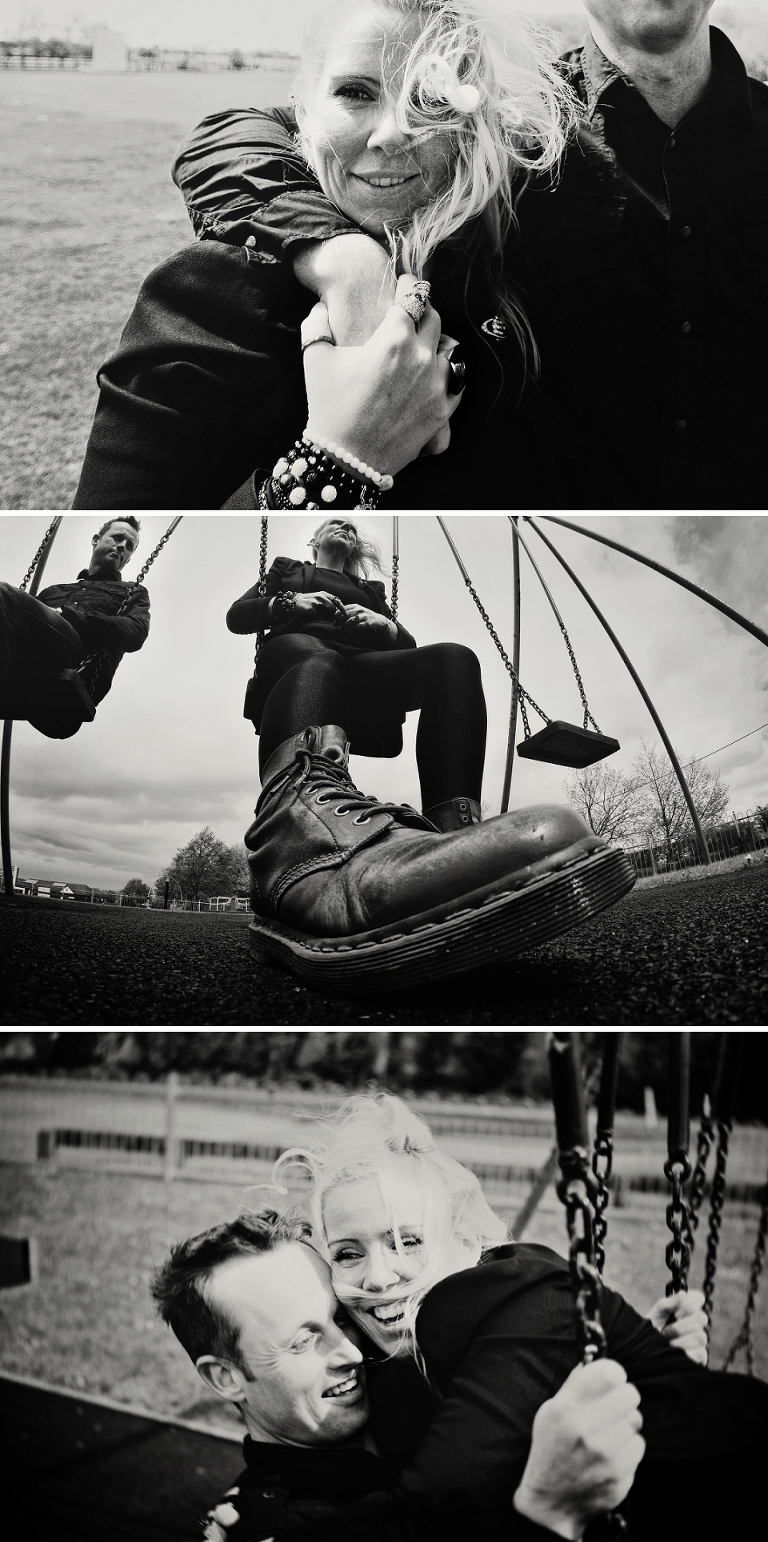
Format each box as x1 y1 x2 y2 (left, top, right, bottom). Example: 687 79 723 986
1 516 183 901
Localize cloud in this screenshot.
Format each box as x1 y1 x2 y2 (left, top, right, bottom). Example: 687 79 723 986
665 515 768 623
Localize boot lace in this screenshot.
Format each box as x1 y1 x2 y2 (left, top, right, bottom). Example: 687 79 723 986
294 749 429 830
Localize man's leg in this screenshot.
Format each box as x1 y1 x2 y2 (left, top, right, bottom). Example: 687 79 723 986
0 582 83 687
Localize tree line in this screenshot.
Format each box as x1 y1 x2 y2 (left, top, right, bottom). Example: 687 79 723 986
1 1030 765 1120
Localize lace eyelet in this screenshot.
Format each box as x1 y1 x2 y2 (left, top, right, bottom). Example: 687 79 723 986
315 793 332 805
333 805 351 817
352 813 371 825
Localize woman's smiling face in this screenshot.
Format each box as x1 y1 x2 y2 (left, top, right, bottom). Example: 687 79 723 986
298 2 455 234
323 1169 429 1355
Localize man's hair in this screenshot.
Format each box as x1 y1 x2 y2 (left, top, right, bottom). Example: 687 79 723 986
151 1208 312 1376
95 516 141 544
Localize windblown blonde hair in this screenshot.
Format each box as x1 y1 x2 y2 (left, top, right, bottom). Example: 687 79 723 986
309 519 387 581
294 0 579 369
273 1092 509 1357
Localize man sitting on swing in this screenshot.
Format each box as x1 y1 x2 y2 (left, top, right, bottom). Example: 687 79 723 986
0 518 150 740
232 516 636 988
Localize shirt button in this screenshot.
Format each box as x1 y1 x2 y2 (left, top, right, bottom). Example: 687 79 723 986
681 321 691 334
676 419 687 432
681 224 692 238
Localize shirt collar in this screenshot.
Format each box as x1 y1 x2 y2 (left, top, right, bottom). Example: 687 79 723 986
78 567 123 581
580 24 754 130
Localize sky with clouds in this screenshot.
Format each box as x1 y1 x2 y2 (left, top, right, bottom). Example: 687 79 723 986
2 513 767 891
4 1 767 54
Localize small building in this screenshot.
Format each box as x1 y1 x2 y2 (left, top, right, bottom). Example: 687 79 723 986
90 25 128 72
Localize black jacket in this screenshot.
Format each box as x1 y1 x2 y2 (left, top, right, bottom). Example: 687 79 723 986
227 558 416 656
37 569 150 705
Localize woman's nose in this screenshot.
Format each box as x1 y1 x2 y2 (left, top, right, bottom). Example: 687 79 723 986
362 1246 400 1291
367 104 411 154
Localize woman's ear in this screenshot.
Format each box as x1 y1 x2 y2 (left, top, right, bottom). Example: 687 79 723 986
196 1356 248 1404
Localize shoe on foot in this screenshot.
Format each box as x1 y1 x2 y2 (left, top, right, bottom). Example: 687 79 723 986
423 796 482 832
245 724 635 993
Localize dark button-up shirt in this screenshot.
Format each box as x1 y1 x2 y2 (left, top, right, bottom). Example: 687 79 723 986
38 569 150 703
171 27 768 509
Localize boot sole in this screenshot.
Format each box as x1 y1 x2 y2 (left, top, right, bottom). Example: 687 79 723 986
248 845 635 994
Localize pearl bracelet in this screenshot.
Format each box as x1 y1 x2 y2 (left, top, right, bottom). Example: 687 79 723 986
308 432 394 493
264 435 394 511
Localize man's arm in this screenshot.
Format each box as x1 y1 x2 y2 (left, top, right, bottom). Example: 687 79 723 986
63 589 150 654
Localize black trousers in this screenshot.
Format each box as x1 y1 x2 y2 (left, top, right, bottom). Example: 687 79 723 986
256 634 487 809
0 582 83 687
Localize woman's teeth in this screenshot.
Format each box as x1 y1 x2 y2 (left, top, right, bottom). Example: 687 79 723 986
371 1303 405 1323
361 175 411 187
324 1373 358 1398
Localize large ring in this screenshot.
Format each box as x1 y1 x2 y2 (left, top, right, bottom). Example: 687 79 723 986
395 277 431 326
301 314 335 352
447 347 466 395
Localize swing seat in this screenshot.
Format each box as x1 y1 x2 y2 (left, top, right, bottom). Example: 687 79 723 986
0 669 96 739
243 675 405 759
517 721 620 769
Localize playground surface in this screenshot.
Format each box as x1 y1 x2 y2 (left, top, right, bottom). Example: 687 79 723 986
2 860 767 1025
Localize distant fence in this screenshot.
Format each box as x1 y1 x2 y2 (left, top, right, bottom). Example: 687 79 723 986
0 53 88 69
625 807 768 879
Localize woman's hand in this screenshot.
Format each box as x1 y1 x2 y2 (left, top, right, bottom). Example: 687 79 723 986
340 604 397 643
646 1289 708 1365
303 298 463 476
291 592 346 624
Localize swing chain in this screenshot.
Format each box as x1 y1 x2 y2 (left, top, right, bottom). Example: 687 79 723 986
723 1174 768 1375
557 620 601 733
462 578 550 737
592 1130 614 1276
557 1149 606 1361
664 1153 692 1295
253 512 269 661
19 519 61 592
390 552 399 623
686 1107 715 1253
702 1121 730 1337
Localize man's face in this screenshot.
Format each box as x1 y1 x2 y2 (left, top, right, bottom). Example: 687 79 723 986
206 1243 369 1446
89 521 138 576
583 1 714 53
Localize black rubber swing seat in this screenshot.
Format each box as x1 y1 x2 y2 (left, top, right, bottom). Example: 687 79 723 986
0 668 96 731
516 721 620 769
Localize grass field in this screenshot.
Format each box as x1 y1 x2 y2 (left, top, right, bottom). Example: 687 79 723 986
0 1163 765 1423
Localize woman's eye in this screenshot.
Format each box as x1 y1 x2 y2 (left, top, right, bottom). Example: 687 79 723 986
335 83 375 103
390 1234 423 1252
331 1248 363 1266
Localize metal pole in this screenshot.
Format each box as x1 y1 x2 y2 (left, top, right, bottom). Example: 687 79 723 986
391 516 399 623
500 518 521 814
526 518 711 866
164 1071 179 1182
1 518 64 899
541 516 768 650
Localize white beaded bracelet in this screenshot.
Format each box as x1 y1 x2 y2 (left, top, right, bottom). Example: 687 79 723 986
308 430 394 492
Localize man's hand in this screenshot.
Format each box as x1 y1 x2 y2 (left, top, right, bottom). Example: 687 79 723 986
340 604 397 643
513 1360 645 1541
293 234 395 345
303 300 462 475
646 1289 707 1364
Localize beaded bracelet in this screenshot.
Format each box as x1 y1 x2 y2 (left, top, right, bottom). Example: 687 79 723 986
261 435 394 512
271 590 297 624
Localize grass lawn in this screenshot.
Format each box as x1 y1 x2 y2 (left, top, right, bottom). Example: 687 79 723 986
0 69 293 508
0 1164 764 1423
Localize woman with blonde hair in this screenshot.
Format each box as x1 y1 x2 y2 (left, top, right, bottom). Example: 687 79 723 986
260 1091 766 1541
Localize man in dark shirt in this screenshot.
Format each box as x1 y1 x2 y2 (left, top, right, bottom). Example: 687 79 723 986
0 518 150 736
151 1210 647 1542
163 0 768 509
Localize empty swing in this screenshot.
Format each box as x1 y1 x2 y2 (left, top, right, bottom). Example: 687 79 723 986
0 516 183 737
436 517 620 772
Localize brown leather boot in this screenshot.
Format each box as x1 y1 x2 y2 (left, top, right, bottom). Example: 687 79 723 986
245 725 635 992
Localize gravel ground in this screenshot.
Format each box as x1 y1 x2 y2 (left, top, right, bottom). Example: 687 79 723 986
3 862 767 1026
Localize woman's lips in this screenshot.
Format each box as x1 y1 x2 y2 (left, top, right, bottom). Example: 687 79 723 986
351 171 419 189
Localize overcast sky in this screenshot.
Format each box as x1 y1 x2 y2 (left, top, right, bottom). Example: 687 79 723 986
4 1 766 54
2 513 767 891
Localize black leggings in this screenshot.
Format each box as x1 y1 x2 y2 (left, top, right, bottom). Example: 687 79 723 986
257 634 486 808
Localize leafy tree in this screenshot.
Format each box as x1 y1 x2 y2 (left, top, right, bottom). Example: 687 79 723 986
562 764 643 844
159 826 244 902
122 878 150 899
631 740 729 855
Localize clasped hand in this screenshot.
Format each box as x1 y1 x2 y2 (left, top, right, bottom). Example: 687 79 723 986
293 594 394 641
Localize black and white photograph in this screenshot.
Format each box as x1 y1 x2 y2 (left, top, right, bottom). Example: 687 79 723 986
0 1028 766 1538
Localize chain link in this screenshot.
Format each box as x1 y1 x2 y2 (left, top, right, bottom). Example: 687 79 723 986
723 1171 767 1375
514 520 601 732
19 519 61 591
464 579 550 737
591 1131 614 1275
390 551 399 623
684 1110 715 1258
702 1121 730 1339
664 1154 693 1294
254 513 269 661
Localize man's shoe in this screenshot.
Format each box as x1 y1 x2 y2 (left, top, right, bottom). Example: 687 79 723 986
245 725 635 992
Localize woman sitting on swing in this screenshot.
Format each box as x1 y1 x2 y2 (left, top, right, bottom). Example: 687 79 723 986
229 517 634 987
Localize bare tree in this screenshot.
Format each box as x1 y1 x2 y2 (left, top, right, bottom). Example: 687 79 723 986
562 763 643 843
631 739 729 854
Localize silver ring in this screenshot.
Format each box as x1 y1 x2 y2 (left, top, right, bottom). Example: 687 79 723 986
395 278 431 326
301 333 334 354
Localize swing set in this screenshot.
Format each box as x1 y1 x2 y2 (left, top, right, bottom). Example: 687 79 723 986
548 1032 767 1376
0 516 182 899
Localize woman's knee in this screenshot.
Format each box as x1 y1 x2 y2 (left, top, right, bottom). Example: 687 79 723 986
422 642 483 684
